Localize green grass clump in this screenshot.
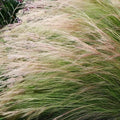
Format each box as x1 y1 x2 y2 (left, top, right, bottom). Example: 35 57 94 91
0 0 120 120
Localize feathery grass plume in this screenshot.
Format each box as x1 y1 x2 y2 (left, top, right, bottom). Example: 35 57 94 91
0 0 24 27
0 0 120 120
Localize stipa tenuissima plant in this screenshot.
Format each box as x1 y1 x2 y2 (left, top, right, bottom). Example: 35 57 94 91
0 0 120 120
0 0 24 28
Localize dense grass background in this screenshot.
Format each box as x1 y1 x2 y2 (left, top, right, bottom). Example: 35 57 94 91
0 0 24 27
0 0 120 120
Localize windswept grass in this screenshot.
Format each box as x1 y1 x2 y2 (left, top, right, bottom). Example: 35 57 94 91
0 0 120 120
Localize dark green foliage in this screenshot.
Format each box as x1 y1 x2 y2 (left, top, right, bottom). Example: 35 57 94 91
0 0 24 27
